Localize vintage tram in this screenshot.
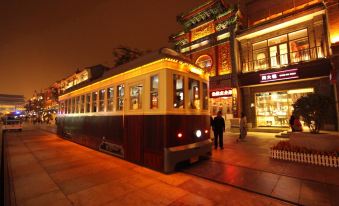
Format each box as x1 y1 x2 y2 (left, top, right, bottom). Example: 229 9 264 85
57 48 212 172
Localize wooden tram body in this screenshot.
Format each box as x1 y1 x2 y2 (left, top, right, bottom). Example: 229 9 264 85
57 48 212 172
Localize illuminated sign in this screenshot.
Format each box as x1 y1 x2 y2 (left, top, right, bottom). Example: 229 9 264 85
260 69 299 83
210 88 232 98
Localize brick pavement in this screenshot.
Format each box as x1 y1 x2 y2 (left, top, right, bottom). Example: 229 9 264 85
5 128 292 206
183 132 339 206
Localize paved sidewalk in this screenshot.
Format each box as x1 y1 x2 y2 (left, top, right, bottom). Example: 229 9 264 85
5 128 292 206
183 132 339 205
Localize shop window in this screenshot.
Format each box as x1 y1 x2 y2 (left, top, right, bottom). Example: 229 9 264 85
130 84 143 110
202 83 208 110
189 78 200 109
150 75 159 109
255 88 313 127
173 74 184 109
211 97 233 117
195 55 214 76
99 89 105 112
92 92 98 113
80 95 84 113
107 87 114 111
85 93 91 113
117 84 124 111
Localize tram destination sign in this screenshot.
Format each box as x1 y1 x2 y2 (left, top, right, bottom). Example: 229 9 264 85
260 69 299 83
210 88 232 98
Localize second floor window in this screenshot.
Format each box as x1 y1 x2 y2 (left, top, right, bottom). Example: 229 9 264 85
242 28 324 73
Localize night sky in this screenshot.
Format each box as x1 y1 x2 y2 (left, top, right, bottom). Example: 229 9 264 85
0 0 207 99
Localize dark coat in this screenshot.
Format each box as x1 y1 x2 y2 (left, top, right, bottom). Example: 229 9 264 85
213 116 225 132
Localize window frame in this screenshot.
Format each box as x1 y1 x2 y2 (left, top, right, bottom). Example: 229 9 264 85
150 75 159 109
173 74 185 109
129 83 143 110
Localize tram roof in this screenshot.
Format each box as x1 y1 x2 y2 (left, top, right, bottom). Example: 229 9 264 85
63 48 199 94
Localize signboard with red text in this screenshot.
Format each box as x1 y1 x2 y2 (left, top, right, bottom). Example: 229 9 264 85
210 88 232 98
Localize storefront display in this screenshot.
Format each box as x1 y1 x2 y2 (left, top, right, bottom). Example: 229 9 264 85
255 88 314 127
210 97 233 119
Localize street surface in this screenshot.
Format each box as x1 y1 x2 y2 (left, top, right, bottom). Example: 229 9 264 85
4 126 339 205
184 132 339 205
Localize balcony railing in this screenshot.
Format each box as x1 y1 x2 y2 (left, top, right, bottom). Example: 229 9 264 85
242 46 325 73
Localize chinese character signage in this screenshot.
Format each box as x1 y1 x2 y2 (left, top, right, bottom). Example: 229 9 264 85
210 88 232 98
191 22 215 42
260 69 299 83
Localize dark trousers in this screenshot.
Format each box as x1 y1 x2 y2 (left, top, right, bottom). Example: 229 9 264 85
213 130 223 148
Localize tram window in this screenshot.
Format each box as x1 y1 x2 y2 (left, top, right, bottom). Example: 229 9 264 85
85 93 91 113
173 74 184 108
92 92 98 112
68 99 71 113
150 75 159 109
117 84 124 111
71 98 75 113
203 83 208 110
64 99 68 114
68 98 71 113
130 84 143 110
99 89 105 112
107 87 114 111
75 96 80 113
189 78 200 109
60 101 65 114
80 95 85 113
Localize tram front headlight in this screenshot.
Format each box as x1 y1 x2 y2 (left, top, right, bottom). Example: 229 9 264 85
195 130 202 138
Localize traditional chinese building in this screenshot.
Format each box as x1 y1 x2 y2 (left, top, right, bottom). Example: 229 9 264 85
170 0 242 123
236 0 338 130
172 0 338 131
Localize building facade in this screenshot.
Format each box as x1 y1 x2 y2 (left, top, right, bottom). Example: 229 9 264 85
0 94 25 116
172 0 338 130
170 0 242 125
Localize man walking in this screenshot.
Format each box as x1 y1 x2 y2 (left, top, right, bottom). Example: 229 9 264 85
213 111 225 149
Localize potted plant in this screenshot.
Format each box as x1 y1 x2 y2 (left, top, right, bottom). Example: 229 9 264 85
292 93 335 134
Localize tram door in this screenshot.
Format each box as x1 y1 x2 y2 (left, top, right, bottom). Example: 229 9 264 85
124 83 144 164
